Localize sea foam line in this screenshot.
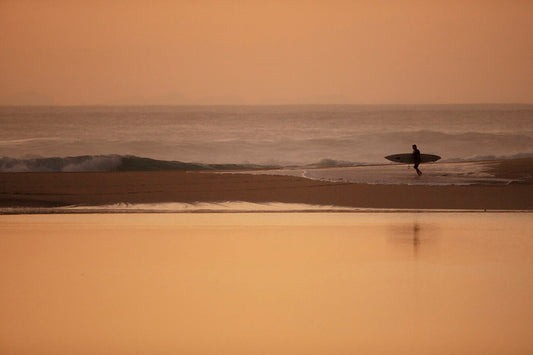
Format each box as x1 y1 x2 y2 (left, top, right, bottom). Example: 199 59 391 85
2 202 531 215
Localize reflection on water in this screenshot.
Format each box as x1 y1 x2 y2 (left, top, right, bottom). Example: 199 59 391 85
387 221 438 259
413 222 420 255
1 213 532 354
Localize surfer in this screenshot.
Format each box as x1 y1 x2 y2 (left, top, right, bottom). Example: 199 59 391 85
412 144 422 176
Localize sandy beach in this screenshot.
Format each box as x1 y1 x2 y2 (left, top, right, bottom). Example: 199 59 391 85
1 158 532 210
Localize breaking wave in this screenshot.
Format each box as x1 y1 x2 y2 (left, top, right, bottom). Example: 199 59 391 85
0 155 275 172
441 152 533 162
1 153 532 173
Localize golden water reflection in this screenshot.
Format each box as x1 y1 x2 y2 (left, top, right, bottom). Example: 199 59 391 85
1 213 532 354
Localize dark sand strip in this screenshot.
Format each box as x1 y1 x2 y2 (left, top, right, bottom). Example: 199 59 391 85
1 159 532 210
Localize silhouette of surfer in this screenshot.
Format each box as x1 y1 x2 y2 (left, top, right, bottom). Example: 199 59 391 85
412 144 422 176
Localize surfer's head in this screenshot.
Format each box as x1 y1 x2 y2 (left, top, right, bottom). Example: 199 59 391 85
412 144 417 149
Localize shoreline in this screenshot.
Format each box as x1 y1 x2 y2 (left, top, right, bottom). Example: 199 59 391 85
1 158 532 211
2 208 533 215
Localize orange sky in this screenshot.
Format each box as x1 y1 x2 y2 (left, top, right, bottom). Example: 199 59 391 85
1 0 532 105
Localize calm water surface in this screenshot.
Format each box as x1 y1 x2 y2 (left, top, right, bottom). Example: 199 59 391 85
1 213 532 354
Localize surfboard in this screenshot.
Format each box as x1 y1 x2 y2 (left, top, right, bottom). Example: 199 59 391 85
385 153 441 164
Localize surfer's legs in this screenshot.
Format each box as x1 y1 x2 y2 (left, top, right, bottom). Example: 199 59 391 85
414 163 422 176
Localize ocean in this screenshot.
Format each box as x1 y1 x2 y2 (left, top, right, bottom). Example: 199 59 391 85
1 104 532 183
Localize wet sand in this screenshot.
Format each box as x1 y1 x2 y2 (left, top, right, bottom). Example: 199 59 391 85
1 158 532 210
1 212 532 354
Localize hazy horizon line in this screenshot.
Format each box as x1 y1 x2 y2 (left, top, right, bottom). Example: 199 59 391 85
1 102 532 107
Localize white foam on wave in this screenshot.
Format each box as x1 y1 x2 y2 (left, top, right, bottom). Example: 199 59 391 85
0 155 124 172
62 155 123 172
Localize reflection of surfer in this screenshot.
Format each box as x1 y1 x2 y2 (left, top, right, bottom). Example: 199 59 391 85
412 144 422 176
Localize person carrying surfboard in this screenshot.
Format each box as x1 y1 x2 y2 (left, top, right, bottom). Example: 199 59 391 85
412 144 422 176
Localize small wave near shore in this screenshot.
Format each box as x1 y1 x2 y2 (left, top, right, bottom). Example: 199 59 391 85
0 155 275 173
2 155 532 186
2 153 533 174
